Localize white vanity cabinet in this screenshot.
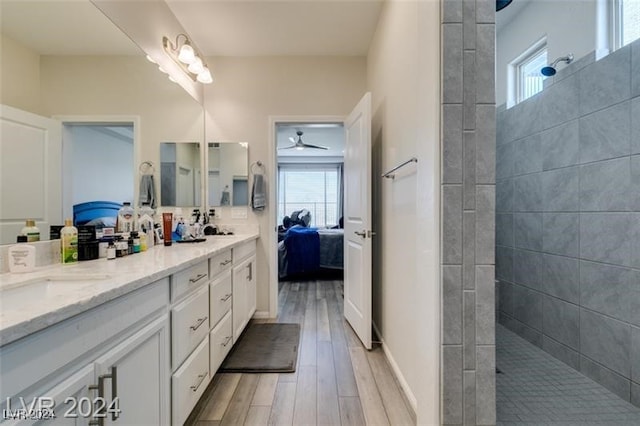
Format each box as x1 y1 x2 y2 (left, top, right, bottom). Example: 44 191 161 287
231 241 257 342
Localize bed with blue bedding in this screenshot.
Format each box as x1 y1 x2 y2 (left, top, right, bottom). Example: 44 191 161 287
278 226 344 279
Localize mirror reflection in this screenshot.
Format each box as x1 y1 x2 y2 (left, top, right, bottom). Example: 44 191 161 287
160 142 202 207
207 142 249 207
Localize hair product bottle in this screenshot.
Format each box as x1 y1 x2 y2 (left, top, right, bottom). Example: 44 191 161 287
21 219 40 242
61 219 78 264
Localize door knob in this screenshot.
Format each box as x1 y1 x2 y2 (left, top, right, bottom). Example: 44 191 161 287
354 230 366 237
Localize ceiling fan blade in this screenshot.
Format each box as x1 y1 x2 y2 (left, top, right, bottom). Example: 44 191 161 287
289 137 296 143
278 145 297 150
302 143 329 150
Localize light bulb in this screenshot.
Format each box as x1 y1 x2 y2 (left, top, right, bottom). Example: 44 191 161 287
158 66 168 74
146 55 156 64
295 146 304 151
197 68 213 84
178 43 196 64
188 57 204 74
168 75 177 83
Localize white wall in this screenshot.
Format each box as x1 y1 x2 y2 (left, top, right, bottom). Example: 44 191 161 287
0 34 41 114
203 56 367 316
496 0 597 106
67 125 133 206
366 1 440 423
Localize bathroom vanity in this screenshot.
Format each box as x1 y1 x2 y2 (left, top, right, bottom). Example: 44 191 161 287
0 233 258 425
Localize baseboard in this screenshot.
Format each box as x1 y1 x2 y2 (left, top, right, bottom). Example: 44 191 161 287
252 310 271 319
372 321 418 414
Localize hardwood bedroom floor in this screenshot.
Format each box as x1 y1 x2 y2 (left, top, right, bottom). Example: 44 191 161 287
186 280 416 426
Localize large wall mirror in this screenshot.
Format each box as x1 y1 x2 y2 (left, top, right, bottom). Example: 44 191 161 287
208 142 249 207
160 142 202 207
0 1 204 244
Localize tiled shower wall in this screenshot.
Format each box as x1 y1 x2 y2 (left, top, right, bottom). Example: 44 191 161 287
495 40 640 407
441 0 496 424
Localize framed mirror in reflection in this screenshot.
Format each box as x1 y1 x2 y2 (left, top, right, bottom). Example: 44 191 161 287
208 142 249 207
160 142 202 208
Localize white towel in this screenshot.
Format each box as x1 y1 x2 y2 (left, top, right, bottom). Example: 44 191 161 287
251 174 266 210
139 175 157 209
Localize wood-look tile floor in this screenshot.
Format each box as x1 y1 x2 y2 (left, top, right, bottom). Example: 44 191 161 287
186 280 416 426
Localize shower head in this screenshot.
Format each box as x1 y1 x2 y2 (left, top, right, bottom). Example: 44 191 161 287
540 54 574 77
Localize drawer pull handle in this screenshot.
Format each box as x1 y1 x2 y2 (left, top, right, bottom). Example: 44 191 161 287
220 259 232 266
220 293 232 302
190 373 207 392
189 273 207 284
190 316 208 331
222 336 232 347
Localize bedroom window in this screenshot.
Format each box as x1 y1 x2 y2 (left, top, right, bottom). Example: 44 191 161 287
516 46 547 103
614 0 640 48
278 164 341 228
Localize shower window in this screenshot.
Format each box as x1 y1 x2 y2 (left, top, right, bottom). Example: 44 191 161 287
614 0 640 47
516 47 548 103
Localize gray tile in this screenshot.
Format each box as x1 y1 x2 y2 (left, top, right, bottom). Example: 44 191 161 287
476 346 496 426
463 370 476 425
463 131 476 209
476 24 495 105
463 211 475 290
580 261 636 325
580 355 631 401
542 167 579 211
542 336 580 370
580 309 631 377
442 0 463 23
579 44 632 116
464 291 476 370
476 0 494 24
506 94 544 142
633 213 640 269
542 254 579 304
475 185 495 265
580 213 637 267
633 382 640 408
513 285 543 331
463 0 475 51
579 101 631 164
541 120 580 171
495 213 513 248
443 104 464 184
632 327 640 383
463 52 476 130
476 265 495 345
543 296 579 349
496 178 513 212
443 185 463 264
580 157 634 211
542 213 579 257
505 316 543 347
496 141 513 180
513 249 543 292
476 105 496 184
512 133 542 176
540 73 580 130
513 213 542 251
443 345 463 424
633 97 640 155
632 37 640 97
554 51 595 84
513 173 542 212
495 246 513 282
443 24 463 104
633 155 640 210
443 265 463 345
497 280 514 316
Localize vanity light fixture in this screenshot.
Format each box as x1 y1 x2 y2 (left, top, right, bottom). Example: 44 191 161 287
162 33 213 84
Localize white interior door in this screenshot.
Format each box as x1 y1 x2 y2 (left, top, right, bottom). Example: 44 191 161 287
343 92 372 350
0 104 61 244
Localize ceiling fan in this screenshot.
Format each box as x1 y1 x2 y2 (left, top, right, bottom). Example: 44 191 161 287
279 130 328 150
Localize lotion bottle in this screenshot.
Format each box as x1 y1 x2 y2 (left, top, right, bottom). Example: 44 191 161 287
61 218 78 264
8 235 36 273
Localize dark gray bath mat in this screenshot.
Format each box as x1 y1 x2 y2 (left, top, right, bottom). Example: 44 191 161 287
219 323 300 373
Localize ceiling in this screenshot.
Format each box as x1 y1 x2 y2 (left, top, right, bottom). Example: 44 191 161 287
276 124 344 157
1 0 383 57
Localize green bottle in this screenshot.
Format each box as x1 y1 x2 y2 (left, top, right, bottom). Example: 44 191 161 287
61 218 78 264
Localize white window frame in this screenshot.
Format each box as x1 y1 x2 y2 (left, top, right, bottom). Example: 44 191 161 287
612 0 640 49
507 37 547 108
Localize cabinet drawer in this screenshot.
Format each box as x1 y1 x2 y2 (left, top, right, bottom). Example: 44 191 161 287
209 270 232 329
172 285 209 370
209 311 233 374
171 260 209 302
233 240 256 263
172 336 210 426
209 249 232 278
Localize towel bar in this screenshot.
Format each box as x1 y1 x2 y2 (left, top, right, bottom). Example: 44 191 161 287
381 157 418 179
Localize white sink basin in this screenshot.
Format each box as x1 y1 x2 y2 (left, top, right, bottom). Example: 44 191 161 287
0 274 111 305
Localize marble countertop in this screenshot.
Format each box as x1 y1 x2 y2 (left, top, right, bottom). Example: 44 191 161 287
0 233 258 347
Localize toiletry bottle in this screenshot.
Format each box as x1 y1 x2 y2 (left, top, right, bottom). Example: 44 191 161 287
8 235 36 273
21 219 40 242
107 241 116 260
132 231 140 253
117 202 134 233
139 231 148 252
61 218 78 264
